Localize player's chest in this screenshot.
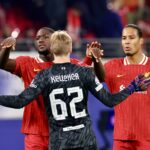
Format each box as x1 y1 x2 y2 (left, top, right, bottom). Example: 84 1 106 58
108 65 150 90
24 62 51 77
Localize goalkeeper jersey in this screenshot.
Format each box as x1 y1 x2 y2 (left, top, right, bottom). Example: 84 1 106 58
14 56 92 136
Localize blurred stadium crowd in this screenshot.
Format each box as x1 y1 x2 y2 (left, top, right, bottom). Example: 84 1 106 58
0 0 150 57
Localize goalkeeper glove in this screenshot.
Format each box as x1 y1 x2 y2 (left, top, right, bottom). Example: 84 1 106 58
128 72 150 93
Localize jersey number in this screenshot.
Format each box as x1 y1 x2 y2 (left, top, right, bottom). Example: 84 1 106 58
49 87 86 120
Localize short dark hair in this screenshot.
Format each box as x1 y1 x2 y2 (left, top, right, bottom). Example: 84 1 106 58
40 27 55 34
124 24 143 38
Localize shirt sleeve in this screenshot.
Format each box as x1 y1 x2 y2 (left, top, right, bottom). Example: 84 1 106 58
84 68 132 107
82 56 92 66
0 70 48 108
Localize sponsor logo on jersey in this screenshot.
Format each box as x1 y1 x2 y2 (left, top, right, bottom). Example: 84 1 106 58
51 73 79 83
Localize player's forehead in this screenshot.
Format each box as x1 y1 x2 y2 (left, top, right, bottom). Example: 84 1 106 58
122 27 138 37
36 29 50 37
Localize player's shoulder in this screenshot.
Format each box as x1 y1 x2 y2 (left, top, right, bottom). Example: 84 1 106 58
70 58 79 64
16 56 47 64
74 64 93 78
50 63 90 72
71 62 90 70
16 55 32 59
16 55 33 61
63 63 91 76
104 58 123 68
36 67 50 79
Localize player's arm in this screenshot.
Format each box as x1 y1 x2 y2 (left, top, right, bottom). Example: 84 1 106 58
0 37 17 72
0 71 47 108
85 69 150 107
86 41 105 82
93 59 105 82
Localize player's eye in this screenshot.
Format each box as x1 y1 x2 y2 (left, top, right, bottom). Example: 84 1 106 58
129 36 135 40
43 35 50 39
35 36 39 40
122 36 126 40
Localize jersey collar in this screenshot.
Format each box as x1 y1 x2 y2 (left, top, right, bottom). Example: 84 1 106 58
34 56 45 63
123 54 148 65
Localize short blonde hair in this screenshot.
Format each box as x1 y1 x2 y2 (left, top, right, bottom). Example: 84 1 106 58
50 30 72 55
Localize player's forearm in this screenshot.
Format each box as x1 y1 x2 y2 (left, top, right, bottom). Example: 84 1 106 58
0 47 11 69
98 87 132 107
93 59 105 82
0 95 29 108
0 87 40 109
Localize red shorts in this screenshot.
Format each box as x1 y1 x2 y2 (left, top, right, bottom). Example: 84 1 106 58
114 140 150 150
25 134 49 150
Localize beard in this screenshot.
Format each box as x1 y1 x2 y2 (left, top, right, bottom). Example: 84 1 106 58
125 53 134 56
38 49 49 56
124 50 136 57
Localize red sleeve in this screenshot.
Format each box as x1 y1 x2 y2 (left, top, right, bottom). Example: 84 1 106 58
82 56 92 66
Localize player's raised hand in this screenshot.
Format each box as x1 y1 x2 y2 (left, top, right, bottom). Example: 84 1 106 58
0 37 16 51
86 41 104 62
128 72 150 93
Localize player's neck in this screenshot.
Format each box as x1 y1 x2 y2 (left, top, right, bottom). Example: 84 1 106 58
126 53 145 64
39 53 54 62
53 55 70 64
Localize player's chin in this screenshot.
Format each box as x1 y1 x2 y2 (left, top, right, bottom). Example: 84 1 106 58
38 48 47 52
38 49 49 55
124 51 133 56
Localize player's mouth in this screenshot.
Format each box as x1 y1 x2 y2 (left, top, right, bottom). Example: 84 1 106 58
38 45 46 50
124 47 131 51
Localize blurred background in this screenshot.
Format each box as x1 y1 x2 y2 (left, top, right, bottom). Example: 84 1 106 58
0 0 150 149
